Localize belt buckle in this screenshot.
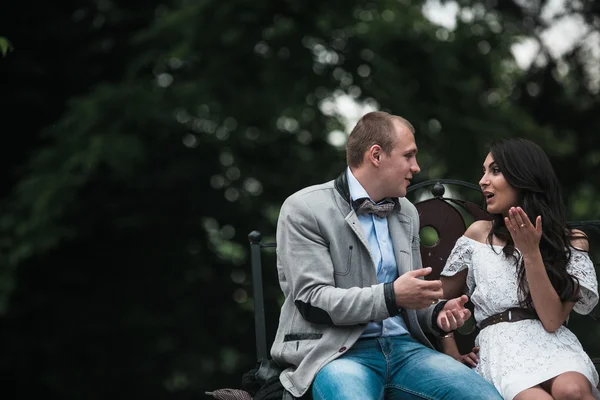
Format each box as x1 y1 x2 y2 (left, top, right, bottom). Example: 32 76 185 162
508 310 512 322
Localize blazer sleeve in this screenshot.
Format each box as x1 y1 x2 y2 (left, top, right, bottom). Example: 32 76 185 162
276 193 392 326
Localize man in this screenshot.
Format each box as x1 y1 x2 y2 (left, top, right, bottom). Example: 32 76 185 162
270 111 501 399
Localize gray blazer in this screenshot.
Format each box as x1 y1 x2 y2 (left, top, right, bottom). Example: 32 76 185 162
271 172 438 398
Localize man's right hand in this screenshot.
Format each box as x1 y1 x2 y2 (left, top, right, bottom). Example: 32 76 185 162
393 267 443 309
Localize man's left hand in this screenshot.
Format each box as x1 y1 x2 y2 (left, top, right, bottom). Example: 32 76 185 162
436 295 471 332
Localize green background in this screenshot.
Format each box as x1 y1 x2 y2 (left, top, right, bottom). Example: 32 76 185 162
1 0 598 398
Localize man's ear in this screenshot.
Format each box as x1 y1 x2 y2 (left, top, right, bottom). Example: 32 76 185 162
368 145 382 166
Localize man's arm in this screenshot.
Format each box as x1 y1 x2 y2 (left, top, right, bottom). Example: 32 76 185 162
405 201 471 334
277 195 391 326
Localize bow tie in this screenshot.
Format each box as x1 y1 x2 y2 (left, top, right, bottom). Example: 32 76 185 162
352 197 400 218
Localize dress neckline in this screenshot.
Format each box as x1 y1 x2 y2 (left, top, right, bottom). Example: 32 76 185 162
460 234 588 254
461 235 505 249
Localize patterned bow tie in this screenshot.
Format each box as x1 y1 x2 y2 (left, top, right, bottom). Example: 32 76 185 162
352 197 400 218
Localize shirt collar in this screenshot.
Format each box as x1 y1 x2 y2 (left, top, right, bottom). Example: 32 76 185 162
346 166 371 203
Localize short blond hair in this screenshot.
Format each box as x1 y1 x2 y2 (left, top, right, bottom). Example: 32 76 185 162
346 111 415 168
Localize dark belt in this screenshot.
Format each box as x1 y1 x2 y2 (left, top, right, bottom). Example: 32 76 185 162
479 307 538 330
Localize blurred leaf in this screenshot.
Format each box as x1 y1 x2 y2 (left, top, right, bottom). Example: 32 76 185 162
0 37 13 57
2 0 600 397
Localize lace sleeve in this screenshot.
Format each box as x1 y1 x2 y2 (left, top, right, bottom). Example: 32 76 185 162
441 236 473 277
568 249 599 315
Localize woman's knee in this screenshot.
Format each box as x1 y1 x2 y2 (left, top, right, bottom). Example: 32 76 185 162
552 382 585 400
547 372 593 400
513 386 553 400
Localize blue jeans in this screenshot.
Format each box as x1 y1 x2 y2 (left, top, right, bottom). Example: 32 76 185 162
312 335 501 400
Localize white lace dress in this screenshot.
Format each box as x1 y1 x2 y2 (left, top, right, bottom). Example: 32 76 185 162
441 236 600 400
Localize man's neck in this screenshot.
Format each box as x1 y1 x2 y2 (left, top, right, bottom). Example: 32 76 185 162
349 166 384 202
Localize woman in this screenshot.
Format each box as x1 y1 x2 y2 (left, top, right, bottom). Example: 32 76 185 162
440 138 599 399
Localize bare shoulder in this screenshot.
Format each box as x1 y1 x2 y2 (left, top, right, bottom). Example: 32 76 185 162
570 229 590 251
464 220 492 242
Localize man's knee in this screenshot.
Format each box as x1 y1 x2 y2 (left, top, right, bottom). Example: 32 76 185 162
399 351 501 399
416 351 474 377
315 358 368 382
433 359 500 399
312 359 383 400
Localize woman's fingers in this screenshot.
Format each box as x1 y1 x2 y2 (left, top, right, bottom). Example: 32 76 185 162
516 207 534 229
504 216 515 232
510 207 526 229
461 353 478 368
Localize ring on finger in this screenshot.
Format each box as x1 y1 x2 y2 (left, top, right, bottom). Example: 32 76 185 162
520 224 525 228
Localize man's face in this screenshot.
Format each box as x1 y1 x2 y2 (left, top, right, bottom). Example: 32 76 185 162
378 123 420 198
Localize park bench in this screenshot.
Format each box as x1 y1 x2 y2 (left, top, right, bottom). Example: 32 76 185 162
206 179 600 399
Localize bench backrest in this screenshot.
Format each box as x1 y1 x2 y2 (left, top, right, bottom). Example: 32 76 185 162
248 179 600 366
409 180 600 361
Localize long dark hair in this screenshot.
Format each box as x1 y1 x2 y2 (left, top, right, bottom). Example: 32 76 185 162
486 138 581 308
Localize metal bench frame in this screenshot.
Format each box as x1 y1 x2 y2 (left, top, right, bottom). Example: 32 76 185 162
247 179 600 365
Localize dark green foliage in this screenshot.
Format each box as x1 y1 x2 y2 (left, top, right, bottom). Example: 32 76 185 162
0 0 599 398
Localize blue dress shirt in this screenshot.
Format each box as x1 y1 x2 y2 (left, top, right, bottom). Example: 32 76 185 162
346 168 409 338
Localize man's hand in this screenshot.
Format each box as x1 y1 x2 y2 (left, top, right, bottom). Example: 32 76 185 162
393 267 443 309
437 295 471 332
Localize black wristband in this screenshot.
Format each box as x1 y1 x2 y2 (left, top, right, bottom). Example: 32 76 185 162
384 282 401 316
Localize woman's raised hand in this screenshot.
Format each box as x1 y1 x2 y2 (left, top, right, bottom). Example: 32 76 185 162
504 207 542 257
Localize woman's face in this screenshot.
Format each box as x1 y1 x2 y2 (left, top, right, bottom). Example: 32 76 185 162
479 153 519 216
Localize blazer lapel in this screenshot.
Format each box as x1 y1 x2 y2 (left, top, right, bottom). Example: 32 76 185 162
345 211 374 264
388 210 413 275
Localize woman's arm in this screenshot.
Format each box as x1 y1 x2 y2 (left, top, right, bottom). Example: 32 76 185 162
441 220 489 299
441 270 467 300
438 332 461 359
505 208 582 332
437 332 480 368
522 250 575 332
